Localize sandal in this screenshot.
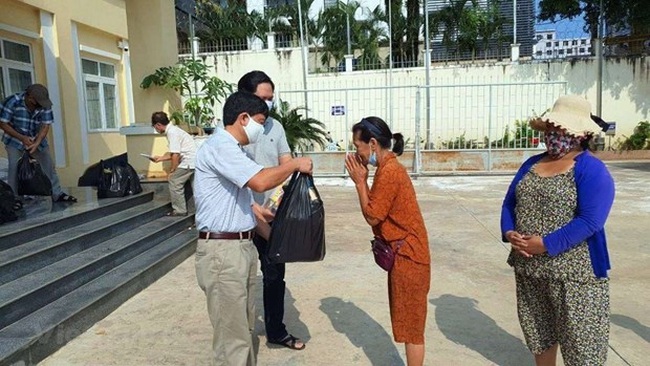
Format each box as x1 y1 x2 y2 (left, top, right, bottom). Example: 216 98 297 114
55 193 78 203
13 200 23 211
268 334 305 351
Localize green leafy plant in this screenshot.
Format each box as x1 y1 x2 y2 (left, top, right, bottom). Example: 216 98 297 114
441 131 479 149
140 58 233 127
510 119 539 148
269 100 329 153
489 125 511 148
617 121 650 150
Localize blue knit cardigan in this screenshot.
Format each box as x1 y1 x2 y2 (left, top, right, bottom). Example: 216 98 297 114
500 151 615 278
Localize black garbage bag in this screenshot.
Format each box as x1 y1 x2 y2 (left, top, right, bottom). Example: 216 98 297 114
0 180 18 224
17 151 52 196
267 173 325 263
97 159 142 199
78 152 128 187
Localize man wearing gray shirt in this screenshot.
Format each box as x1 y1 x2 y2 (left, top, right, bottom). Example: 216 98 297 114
239 71 306 351
194 91 312 365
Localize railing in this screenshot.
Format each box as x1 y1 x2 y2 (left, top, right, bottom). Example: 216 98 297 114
269 81 567 173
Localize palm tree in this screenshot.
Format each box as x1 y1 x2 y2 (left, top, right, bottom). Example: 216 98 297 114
195 0 259 51
320 1 384 71
306 11 325 71
357 6 387 70
269 100 329 153
320 1 357 68
430 0 488 61
476 1 507 60
383 0 420 68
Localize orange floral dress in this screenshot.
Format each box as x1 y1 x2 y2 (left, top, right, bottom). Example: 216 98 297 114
365 154 431 344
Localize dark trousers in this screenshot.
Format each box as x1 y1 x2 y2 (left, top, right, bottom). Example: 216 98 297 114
253 233 288 341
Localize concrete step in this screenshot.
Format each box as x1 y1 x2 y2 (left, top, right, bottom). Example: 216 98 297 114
0 199 171 285
0 191 155 251
0 214 194 330
0 228 197 366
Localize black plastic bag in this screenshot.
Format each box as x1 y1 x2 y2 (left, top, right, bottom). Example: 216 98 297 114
78 152 128 187
17 151 52 196
0 180 18 224
97 160 142 199
267 173 325 263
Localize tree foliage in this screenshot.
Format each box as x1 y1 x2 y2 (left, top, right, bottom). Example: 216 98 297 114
269 100 329 152
320 1 386 70
538 0 650 38
618 121 650 150
429 0 507 60
185 0 512 69
140 59 233 126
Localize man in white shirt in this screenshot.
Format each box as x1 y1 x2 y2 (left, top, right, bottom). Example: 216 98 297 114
193 91 312 365
151 111 197 216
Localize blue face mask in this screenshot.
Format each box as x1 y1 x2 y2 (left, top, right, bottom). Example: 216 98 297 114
368 151 377 167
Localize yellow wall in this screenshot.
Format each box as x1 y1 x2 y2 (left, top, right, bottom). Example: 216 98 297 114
0 0 178 185
0 0 39 34
126 0 181 122
20 0 128 39
127 134 171 178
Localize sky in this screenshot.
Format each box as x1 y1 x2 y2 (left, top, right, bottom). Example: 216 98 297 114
533 0 590 39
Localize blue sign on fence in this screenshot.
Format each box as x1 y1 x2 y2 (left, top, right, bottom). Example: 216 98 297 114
331 105 345 116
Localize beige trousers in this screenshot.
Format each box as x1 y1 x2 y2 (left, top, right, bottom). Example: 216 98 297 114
168 168 194 214
195 237 258 366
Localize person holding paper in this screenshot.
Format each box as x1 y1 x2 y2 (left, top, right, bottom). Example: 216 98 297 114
151 111 197 216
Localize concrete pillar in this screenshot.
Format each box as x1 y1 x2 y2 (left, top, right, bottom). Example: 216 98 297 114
344 54 354 73
118 40 135 127
267 32 276 50
510 43 520 62
191 36 200 55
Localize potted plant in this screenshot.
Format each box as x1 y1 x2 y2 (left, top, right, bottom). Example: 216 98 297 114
269 99 329 153
140 58 233 133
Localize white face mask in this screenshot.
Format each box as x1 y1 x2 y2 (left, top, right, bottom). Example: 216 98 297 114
243 114 264 144
265 100 274 111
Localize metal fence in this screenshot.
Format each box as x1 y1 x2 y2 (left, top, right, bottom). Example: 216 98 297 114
177 0 650 74
271 80 567 172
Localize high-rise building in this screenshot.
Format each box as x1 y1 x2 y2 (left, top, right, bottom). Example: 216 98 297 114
425 0 535 60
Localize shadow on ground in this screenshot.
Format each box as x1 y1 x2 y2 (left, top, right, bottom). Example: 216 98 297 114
611 314 650 343
320 297 404 366
431 294 531 366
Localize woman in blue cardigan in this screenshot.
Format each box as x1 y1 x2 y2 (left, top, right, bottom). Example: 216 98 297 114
501 95 615 366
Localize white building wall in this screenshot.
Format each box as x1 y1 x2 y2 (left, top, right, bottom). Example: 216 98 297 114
533 30 592 59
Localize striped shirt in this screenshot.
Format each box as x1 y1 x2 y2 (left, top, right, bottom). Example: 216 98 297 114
0 92 53 151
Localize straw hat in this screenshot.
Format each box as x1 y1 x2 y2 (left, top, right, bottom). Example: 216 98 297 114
530 95 601 136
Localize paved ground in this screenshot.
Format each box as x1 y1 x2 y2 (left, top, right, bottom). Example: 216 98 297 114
37 162 650 365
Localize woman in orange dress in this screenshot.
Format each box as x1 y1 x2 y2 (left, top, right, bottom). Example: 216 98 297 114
345 116 431 366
